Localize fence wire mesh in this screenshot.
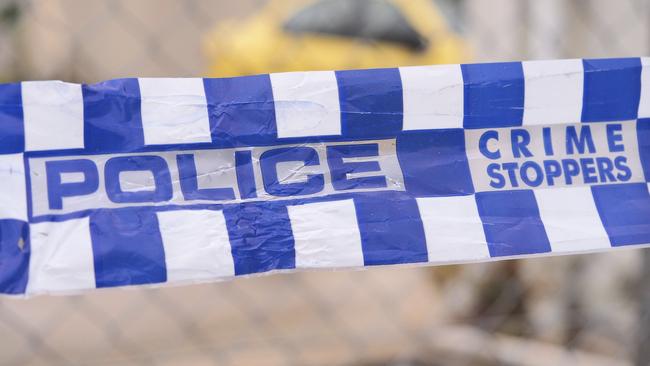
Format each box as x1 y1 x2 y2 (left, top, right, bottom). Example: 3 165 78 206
0 0 649 365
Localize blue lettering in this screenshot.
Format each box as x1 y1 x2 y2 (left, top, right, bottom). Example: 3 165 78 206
487 163 505 189
520 161 544 187
561 159 580 184
46 159 99 210
566 125 595 154
606 124 625 152
235 150 257 199
105 156 173 203
479 130 500 159
543 127 554 156
543 160 562 186
579 158 597 184
502 162 520 187
327 143 386 191
260 147 324 196
596 157 615 182
614 156 632 181
177 154 235 201
511 129 533 158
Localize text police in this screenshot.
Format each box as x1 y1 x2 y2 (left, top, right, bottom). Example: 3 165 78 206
28 140 405 216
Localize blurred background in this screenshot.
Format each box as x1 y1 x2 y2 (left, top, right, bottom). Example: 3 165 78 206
0 0 649 365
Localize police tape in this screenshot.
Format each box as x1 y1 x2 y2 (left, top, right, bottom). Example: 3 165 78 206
0 58 649 296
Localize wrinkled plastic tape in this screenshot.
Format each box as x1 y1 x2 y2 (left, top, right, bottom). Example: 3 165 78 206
0 57 650 296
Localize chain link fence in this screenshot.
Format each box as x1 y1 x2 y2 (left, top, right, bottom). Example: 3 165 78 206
0 0 649 365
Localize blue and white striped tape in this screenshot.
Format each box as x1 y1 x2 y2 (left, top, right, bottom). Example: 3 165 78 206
1 57 650 295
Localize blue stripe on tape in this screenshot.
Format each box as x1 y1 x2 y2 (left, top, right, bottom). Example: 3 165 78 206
336 68 403 138
592 183 650 246
0 220 29 294
83 78 144 153
89 208 167 288
461 62 525 129
397 129 474 196
354 191 428 266
582 58 641 122
0 83 24 154
223 202 295 275
204 74 277 147
475 190 551 257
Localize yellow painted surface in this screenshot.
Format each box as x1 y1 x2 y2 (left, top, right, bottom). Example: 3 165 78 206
205 0 469 77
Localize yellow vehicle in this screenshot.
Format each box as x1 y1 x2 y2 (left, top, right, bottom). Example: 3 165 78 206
206 0 469 77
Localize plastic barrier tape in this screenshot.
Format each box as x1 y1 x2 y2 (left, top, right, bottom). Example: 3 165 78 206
1 58 650 295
